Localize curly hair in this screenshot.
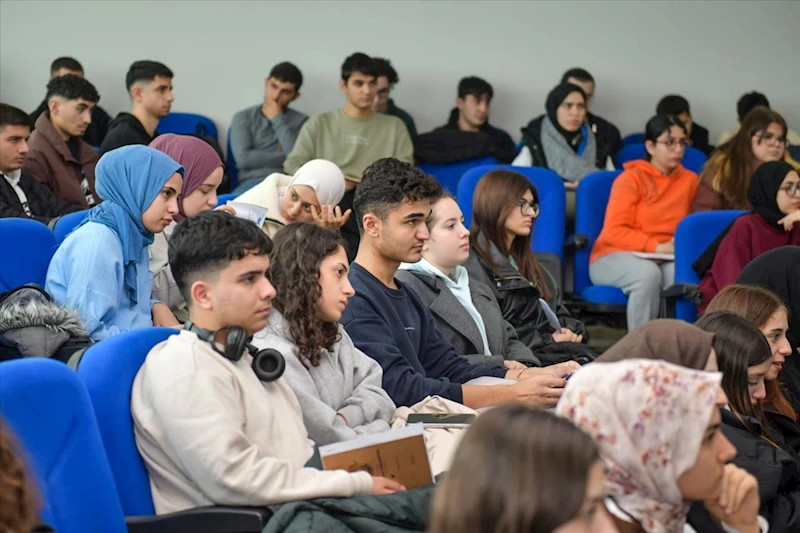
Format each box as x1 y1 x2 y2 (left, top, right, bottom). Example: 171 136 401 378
270 223 344 367
0 419 40 533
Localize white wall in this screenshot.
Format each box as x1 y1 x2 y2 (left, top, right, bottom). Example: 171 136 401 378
2 0 798 146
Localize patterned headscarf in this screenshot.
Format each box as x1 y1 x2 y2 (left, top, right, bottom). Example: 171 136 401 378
556 359 721 533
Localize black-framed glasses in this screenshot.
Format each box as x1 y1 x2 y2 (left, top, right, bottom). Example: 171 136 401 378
656 138 690 149
778 183 800 197
516 200 540 217
755 132 788 147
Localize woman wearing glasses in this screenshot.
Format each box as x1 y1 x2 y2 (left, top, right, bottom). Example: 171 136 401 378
693 107 791 212
697 161 800 313
589 114 699 331
464 169 591 362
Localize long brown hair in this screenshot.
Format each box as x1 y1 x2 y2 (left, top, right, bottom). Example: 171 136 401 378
0 419 40 533
469 169 551 301
269 223 343 367
706 284 796 421
700 107 787 210
430 404 599 533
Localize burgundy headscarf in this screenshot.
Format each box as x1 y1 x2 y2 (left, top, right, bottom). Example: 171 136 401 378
149 134 223 222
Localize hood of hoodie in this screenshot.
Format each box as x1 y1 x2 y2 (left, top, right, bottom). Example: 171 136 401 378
108 112 152 138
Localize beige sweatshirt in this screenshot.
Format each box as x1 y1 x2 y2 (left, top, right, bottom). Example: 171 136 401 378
131 330 373 515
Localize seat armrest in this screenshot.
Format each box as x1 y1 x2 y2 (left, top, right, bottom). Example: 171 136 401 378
564 234 589 256
126 505 272 533
661 283 701 319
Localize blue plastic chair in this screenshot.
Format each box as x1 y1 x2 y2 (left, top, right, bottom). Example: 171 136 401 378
226 130 239 190
0 218 58 292
53 209 90 244
622 132 646 146
216 192 238 207
458 165 566 260
574 170 628 308
0 358 128 533
670 210 746 322
418 156 499 195
614 144 707 174
157 113 218 139
76 328 270 529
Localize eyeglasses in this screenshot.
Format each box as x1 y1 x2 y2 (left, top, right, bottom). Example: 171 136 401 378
655 138 690 149
516 200 540 217
756 132 788 147
778 183 800 197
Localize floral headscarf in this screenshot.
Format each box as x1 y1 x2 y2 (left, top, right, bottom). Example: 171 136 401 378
556 359 721 533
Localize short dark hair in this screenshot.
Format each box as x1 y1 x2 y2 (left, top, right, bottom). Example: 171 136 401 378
340 52 377 82
0 103 33 131
50 57 83 76
656 94 691 117
737 91 770 121
269 61 303 90
45 74 100 104
372 58 399 85
354 158 443 233
560 68 594 85
457 76 493 100
125 60 174 92
168 211 273 305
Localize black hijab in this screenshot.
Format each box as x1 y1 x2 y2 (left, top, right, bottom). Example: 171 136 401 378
545 83 587 151
748 160 795 229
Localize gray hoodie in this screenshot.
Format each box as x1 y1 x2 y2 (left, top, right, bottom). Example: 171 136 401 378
252 311 395 445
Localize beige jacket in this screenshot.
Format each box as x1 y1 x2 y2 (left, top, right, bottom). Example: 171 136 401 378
149 223 189 322
131 330 373 514
235 172 292 237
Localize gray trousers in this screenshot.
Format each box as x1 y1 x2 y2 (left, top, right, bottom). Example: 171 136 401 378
589 252 675 331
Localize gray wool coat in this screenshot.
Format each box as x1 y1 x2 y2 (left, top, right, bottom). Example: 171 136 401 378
394 269 541 367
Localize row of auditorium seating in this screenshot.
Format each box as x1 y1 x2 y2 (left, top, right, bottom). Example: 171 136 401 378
0 165 740 323
0 333 270 532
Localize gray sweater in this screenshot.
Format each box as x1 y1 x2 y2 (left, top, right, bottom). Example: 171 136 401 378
229 104 308 185
252 311 395 445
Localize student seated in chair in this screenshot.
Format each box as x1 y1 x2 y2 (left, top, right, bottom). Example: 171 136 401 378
23 74 100 209
284 52 413 260
252 223 395 446
30 56 111 148
46 145 183 340
132 211 403 515
229 61 308 194
0 104 80 224
371 57 417 139
100 61 173 155
656 94 713 156
718 92 800 147
340 157 577 409
415 76 517 166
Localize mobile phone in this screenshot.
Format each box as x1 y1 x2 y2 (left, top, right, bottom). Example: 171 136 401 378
407 413 476 428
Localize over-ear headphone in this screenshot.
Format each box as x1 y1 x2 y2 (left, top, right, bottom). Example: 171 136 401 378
184 321 285 382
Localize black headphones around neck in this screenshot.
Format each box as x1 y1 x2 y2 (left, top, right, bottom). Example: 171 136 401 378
184 321 285 382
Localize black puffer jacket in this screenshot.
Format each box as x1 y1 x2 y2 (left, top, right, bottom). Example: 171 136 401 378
721 408 800 533
464 236 587 354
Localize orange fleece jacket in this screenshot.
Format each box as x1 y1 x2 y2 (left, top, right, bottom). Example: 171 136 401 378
590 160 699 264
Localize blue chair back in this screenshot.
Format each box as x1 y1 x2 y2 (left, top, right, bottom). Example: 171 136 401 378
574 171 628 305
622 132 646 146
457 165 566 259
674 210 746 322
226 130 239 190
0 358 127 533
615 143 707 174
216 192 238 207
157 112 218 139
418 156 499 194
76 327 177 516
53 210 90 244
0 218 58 292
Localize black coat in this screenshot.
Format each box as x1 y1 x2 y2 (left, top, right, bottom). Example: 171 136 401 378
691 123 714 157
721 408 800 533
0 171 81 225
99 113 155 155
464 237 589 359
520 112 619 170
414 108 517 164
30 99 110 148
